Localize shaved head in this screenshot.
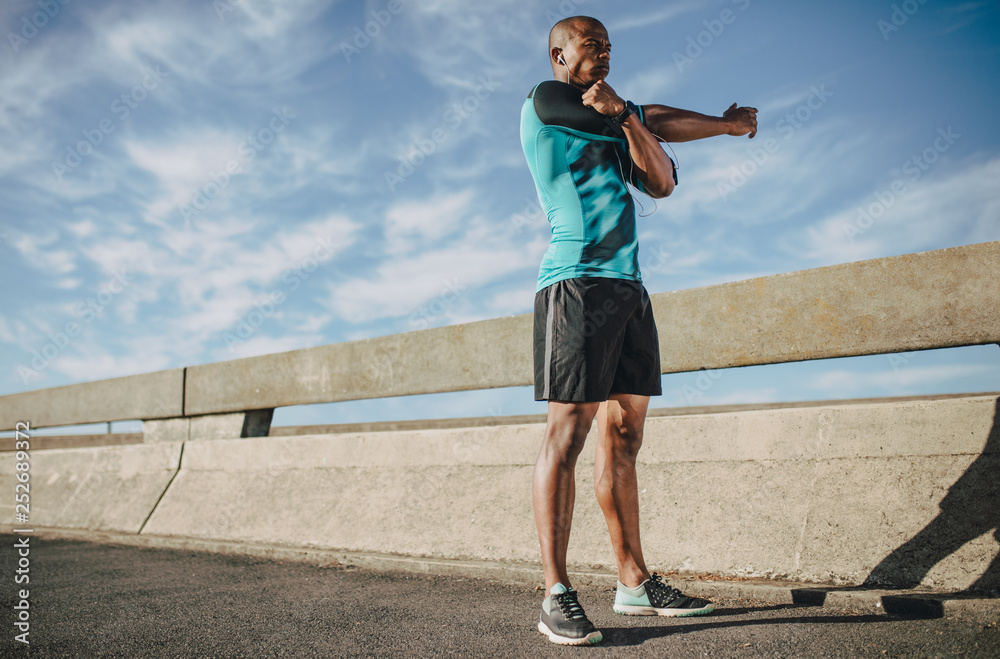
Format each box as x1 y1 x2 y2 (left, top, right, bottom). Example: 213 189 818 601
547 15 611 87
548 15 605 52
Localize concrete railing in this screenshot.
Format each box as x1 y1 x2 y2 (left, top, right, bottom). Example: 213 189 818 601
1 241 998 593
1 241 998 439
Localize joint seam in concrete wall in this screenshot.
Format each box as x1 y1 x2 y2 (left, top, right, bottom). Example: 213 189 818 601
181 367 187 417
793 415 826 571
138 442 185 535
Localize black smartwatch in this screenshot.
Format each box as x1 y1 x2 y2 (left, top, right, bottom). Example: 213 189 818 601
612 100 638 125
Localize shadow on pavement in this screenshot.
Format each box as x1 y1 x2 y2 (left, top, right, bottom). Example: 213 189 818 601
598 612 893 646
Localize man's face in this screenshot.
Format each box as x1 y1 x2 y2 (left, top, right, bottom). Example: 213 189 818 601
560 21 611 88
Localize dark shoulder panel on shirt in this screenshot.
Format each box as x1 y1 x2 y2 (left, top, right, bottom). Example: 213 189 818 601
529 80 625 140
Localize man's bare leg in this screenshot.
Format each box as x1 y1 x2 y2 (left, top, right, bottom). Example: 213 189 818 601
594 393 651 588
533 400 600 591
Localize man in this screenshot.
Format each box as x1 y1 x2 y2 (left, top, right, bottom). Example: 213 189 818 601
520 16 759 646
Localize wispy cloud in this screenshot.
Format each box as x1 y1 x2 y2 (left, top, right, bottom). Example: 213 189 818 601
809 363 997 396
325 188 545 325
935 1 994 35
384 190 476 254
606 1 704 32
6 212 360 384
392 0 543 90
799 156 1000 264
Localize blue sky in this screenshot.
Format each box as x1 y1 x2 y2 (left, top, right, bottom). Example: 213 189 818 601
1 0 998 432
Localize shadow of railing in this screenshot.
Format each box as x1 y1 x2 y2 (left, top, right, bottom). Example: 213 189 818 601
863 398 1000 595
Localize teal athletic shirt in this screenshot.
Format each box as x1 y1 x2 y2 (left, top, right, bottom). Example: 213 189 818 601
520 80 648 292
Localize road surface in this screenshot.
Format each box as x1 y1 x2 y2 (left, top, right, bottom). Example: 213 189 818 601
2 534 998 657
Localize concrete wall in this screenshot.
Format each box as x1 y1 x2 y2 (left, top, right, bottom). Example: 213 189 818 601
4 394 997 592
0 441 181 533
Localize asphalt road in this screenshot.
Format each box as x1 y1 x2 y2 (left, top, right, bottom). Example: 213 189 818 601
1 534 998 658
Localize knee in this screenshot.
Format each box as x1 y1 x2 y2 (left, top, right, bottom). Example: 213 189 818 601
609 422 644 460
541 418 591 465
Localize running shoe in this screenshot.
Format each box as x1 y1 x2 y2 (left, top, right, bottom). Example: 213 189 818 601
613 573 715 617
538 583 603 645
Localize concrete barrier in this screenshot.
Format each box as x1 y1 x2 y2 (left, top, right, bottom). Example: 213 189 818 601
0 432 143 452
1 243 997 594
143 410 274 443
1 242 996 435
180 241 999 417
183 314 533 416
129 394 999 591
0 442 182 533
653 241 1000 371
0 367 184 430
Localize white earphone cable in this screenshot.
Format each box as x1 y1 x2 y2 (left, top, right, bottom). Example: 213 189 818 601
616 131 677 218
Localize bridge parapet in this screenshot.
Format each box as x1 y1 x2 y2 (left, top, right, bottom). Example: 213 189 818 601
2 241 997 441
1 242 999 593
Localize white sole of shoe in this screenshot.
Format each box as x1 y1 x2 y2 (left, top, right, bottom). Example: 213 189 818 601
613 603 715 617
537 620 604 645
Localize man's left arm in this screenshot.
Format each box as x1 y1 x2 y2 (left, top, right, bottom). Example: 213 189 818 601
642 103 758 142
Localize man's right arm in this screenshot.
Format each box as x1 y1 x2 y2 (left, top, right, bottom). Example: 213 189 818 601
641 103 758 142
533 80 624 137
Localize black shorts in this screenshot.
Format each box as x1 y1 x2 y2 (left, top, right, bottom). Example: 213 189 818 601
533 277 662 402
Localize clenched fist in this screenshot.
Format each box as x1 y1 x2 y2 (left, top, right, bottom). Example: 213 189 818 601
582 80 626 118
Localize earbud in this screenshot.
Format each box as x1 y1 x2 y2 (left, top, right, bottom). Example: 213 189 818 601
558 55 566 66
